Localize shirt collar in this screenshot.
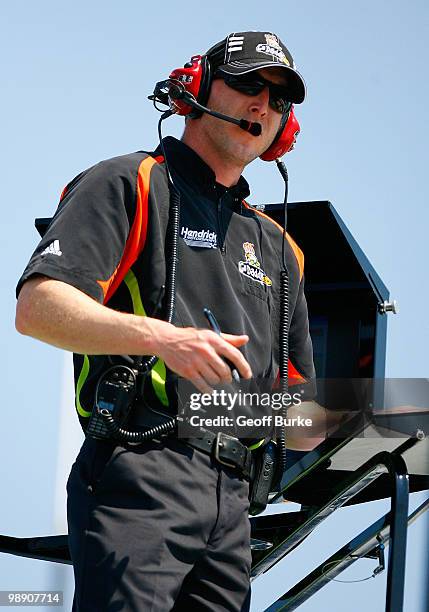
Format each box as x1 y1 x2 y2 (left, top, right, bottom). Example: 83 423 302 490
154 136 251 201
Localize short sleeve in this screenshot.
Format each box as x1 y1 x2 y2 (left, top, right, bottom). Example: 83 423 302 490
16 156 138 303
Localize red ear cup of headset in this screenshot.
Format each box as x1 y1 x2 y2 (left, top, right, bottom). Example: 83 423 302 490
167 54 300 160
259 107 300 161
168 55 211 117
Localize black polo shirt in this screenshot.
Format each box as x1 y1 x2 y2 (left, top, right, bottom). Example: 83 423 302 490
16 136 315 431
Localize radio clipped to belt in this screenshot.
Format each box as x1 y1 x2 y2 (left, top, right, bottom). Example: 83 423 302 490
248 439 282 515
86 365 137 440
86 364 178 444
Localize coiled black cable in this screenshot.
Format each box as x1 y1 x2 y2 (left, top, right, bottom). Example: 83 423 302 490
98 111 180 443
98 407 177 443
134 110 178 372
276 159 289 475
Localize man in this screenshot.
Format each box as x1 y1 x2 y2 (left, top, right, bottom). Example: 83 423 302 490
15 31 315 611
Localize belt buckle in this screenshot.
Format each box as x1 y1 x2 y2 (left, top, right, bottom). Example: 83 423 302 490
214 432 240 469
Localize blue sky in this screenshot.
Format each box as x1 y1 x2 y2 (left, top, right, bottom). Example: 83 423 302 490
1 1 428 610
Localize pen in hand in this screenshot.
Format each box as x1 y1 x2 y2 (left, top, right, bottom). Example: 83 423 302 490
203 308 240 382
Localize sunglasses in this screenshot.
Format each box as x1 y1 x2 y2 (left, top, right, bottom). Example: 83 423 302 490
215 71 293 114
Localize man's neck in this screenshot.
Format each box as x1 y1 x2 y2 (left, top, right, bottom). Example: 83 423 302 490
181 131 244 188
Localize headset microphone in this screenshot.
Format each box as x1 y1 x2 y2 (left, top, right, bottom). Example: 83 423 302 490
150 55 300 160
167 80 262 137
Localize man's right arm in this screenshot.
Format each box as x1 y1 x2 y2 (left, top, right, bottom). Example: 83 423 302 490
16 276 252 392
15 157 251 392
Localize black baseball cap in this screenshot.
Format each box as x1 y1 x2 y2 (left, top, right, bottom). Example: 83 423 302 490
206 31 306 104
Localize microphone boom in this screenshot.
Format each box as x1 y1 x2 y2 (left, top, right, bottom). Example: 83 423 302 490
167 82 262 137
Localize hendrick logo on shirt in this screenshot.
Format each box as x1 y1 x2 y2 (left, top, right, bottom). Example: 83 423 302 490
181 226 217 249
238 242 272 287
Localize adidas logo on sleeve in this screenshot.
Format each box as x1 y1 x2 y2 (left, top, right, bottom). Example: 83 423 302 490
41 240 62 257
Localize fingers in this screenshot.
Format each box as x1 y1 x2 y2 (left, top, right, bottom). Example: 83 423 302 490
155 325 253 385
183 329 252 381
220 332 249 347
199 353 233 385
215 337 252 379
190 350 234 394
189 357 239 394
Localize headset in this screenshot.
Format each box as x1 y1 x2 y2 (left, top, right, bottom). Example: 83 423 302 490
151 54 300 161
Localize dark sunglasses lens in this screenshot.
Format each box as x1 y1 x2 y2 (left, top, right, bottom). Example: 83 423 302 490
220 73 292 114
269 96 292 114
266 83 291 113
224 77 265 96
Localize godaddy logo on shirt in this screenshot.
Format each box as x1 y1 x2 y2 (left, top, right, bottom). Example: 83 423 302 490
238 242 272 287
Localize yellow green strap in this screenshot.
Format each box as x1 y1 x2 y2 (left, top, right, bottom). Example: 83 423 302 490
247 438 266 451
75 354 91 418
124 269 169 406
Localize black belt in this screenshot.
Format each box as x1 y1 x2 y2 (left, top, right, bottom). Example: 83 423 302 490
184 430 253 480
123 406 253 479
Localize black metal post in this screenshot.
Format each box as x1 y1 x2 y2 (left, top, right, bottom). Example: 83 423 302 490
384 453 409 612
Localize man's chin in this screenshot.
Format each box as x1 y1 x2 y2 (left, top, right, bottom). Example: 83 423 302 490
233 128 273 160
208 123 272 165
232 141 270 165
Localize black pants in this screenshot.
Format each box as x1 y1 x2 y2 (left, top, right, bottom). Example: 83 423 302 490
67 436 252 611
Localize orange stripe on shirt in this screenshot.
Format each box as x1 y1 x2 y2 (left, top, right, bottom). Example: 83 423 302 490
274 360 307 387
59 185 68 202
241 201 304 281
288 359 307 385
97 155 163 303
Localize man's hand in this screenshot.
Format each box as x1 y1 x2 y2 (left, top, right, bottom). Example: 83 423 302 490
284 401 348 451
16 277 253 393
147 321 252 393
